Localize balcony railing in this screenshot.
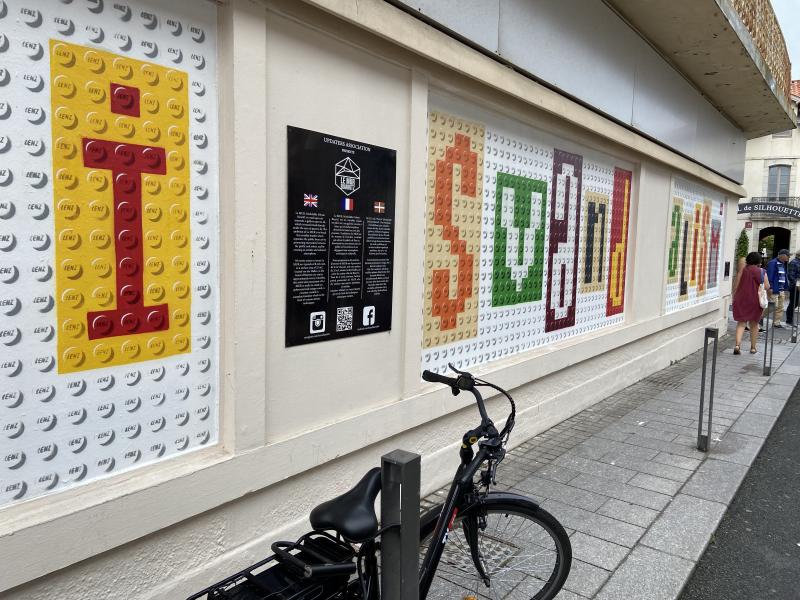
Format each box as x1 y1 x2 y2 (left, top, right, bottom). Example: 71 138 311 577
745 196 800 219
751 196 800 204
732 0 792 106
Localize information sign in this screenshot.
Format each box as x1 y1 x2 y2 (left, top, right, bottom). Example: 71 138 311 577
286 127 396 346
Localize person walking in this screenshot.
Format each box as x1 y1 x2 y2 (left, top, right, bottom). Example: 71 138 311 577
766 249 790 327
786 250 800 326
733 251 770 354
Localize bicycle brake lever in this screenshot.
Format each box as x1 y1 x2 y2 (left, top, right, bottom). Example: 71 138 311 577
448 362 467 375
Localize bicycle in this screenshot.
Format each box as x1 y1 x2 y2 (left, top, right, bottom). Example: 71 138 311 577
188 365 572 600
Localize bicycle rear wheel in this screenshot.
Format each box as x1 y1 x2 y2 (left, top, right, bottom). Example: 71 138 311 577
420 493 571 600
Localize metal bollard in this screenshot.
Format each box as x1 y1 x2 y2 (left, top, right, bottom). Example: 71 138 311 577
792 285 799 344
381 449 420 600
697 327 718 452
763 301 776 376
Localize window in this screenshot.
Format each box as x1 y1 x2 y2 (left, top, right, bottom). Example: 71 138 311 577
768 165 791 198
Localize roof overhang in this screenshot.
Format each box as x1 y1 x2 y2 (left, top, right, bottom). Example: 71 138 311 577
605 0 796 138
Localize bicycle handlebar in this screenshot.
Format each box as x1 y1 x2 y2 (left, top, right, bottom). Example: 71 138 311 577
423 367 491 425
422 369 456 387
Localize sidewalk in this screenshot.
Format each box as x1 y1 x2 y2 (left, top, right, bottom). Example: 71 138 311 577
423 322 800 600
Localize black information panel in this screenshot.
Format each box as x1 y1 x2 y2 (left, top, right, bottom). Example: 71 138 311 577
286 126 397 347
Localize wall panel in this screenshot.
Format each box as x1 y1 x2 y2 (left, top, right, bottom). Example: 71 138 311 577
422 96 633 373
0 0 220 507
664 177 726 313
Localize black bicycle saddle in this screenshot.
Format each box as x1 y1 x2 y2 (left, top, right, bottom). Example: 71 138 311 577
309 467 381 542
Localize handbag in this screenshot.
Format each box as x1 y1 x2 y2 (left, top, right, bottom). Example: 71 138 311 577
758 269 768 309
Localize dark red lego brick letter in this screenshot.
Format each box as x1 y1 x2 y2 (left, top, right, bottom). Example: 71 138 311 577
83 83 168 340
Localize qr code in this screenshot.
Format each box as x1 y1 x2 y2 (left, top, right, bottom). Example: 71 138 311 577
336 307 354 332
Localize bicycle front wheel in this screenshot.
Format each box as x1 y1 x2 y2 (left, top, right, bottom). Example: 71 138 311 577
420 493 571 600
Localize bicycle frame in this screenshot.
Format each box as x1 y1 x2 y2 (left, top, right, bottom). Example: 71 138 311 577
418 443 491 597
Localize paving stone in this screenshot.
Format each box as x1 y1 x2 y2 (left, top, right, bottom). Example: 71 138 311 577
553 455 637 484
569 531 630 572
600 444 660 462
681 458 749 504
710 432 764 466
702 406 746 421
648 399 693 414
625 429 697 458
758 382 796 399
513 476 609 512
672 434 700 448
745 394 788 417
568 472 671 511
542 499 645 548
569 437 641 459
599 454 694 483
621 416 690 436
597 498 659 529
628 473 682 496
693 414 736 429
594 428 634 443
627 409 695 427
654 390 691 401
730 411 778 437
534 464 582 484
595 545 695 600
634 421 700 439
554 590 589 600
651 451 702 471
731 382 764 393
640 494 727 561
562 558 611 598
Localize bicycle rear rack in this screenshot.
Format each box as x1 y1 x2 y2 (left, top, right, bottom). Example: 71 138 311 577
186 532 354 600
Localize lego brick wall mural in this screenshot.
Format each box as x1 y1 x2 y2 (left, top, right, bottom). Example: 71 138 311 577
422 100 633 374
0 0 219 506
664 177 725 313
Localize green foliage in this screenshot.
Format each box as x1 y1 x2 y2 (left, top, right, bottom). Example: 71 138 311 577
735 229 750 261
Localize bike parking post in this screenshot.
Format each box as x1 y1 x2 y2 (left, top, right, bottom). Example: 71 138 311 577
697 327 718 452
381 449 420 600
763 301 776 376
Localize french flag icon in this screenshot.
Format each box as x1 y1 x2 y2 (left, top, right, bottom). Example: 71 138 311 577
341 197 355 211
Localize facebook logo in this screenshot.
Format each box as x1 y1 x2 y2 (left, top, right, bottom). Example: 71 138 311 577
362 306 376 327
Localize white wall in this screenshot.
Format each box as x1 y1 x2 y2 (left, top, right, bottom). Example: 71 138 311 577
393 0 747 182
0 1 745 597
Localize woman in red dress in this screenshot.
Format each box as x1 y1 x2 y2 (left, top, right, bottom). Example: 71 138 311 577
732 251 770 354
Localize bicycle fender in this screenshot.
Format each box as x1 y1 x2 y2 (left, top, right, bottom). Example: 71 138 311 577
419 491 541 536
477 491 541 509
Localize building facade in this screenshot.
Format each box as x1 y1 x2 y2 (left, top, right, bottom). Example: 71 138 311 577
0 0 793 598
739 81 800 256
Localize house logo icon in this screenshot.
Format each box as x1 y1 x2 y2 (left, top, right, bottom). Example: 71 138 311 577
335 157 360 195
